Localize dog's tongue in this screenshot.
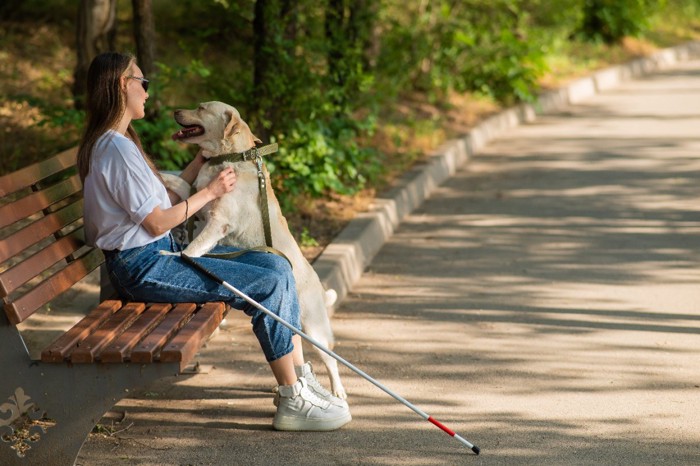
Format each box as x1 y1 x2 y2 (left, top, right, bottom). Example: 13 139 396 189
172 125 204 140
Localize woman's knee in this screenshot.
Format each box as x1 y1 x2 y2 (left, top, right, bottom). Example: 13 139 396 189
251 251 294 275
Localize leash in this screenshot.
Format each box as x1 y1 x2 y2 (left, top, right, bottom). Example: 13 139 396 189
204 244 291 265
197 143 291 267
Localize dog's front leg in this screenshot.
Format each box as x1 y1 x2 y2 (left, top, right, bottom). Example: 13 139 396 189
181 211 229 257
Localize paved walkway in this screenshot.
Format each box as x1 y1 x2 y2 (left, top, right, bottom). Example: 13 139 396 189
76 60 700 464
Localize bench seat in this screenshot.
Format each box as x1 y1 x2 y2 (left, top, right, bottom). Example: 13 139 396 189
41 300 225 369
0 147 228 465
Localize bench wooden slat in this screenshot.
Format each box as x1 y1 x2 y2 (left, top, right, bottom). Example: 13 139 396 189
160 302 226 369
0 228 85 296
0 174 81 229
5 247 103 325
3 149 222 380
0 199 83 264
0 147 77 197
40 300 123 363
100 303 173 363
131 303 197 363
70 302 147 363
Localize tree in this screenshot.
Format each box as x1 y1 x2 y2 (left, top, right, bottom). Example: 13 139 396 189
325 0 374 114
578 0 655 44
252 0 300 140
132 0 159 117
73 0 118 109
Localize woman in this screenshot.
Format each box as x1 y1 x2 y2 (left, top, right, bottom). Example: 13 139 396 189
77 51 350 431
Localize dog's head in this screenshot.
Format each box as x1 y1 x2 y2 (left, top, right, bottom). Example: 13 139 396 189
172 101 261 158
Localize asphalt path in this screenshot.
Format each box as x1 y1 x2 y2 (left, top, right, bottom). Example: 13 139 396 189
76 60 700 465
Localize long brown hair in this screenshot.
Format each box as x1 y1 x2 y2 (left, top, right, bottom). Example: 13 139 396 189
77 52 161 183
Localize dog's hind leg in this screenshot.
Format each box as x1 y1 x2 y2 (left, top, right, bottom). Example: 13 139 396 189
304 318 347 399
318 347 347 399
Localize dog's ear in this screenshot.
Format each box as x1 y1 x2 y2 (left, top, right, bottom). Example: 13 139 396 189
223 109 239 139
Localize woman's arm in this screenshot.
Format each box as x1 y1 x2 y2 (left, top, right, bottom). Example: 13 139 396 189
166 150 206 207
142 166 236 237
179 150 206 185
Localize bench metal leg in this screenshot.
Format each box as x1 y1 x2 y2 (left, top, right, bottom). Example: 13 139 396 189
0 324 183 466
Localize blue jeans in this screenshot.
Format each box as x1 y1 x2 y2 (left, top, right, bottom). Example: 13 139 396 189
104 234 300 362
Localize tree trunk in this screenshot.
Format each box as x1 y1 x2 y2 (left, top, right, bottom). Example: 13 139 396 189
253 0 267 98
348 0 375 69
253 0 271 141
132 0 158 117
325 0 374 113
252 0 304 138
326 0 344 91
73 0 118 110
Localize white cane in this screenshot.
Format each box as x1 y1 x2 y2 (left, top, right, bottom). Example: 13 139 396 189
181 253 480 455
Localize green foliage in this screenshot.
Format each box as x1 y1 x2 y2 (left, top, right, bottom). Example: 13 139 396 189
0 0 76 22
578 0 667 43
268 114 379 199
37 104 85 131
195 0 382 198
299 227 319 248
132 59 214 170
132 109 193 171
376 1 549 103
21 96 85 147
6 0 700 204
113 0 699 199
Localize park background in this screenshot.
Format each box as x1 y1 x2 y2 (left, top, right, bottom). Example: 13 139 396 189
2 0 700 257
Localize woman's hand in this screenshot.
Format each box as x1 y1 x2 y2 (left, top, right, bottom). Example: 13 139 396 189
206 167 236 199
142 167 236 237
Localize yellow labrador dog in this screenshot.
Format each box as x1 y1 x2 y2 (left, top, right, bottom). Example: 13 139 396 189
166 101 346 399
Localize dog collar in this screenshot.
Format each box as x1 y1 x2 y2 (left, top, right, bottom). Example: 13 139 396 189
208 143 278 166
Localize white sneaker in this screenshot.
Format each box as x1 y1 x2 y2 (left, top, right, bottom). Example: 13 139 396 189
273 378 351 431
272 362 349 409
296 361 348 409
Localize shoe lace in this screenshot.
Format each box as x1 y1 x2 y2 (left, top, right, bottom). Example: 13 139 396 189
304 372 334 399
300 378 331 408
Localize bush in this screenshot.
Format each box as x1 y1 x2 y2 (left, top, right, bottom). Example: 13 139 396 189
578 0 666 43
375 1 549 104
268 115 379 202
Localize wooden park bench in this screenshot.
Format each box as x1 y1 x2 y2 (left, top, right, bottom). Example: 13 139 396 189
0 148 227 465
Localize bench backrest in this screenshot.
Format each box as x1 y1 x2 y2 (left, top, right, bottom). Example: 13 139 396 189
0 148 104 326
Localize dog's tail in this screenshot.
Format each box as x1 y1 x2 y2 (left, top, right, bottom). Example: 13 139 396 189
161 173 193 201
324 288 338 308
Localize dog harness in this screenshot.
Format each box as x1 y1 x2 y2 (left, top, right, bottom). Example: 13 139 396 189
202 143 292 266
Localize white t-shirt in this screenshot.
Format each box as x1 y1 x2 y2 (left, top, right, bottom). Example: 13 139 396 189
83 130 171 250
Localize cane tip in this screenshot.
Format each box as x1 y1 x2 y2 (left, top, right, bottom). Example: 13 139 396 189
472 445 480 455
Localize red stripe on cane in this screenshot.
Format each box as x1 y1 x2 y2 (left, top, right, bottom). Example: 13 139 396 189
428 416 455 436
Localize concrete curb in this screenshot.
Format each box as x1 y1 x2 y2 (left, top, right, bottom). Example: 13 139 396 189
314 40 700 305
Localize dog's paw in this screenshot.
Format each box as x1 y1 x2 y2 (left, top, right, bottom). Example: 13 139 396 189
332 386 348 400
180 248 205 258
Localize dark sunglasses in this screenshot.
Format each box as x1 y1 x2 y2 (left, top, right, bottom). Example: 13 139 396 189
127 76 150 92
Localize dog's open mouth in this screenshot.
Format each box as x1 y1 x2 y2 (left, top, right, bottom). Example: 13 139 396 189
172 125 205 141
